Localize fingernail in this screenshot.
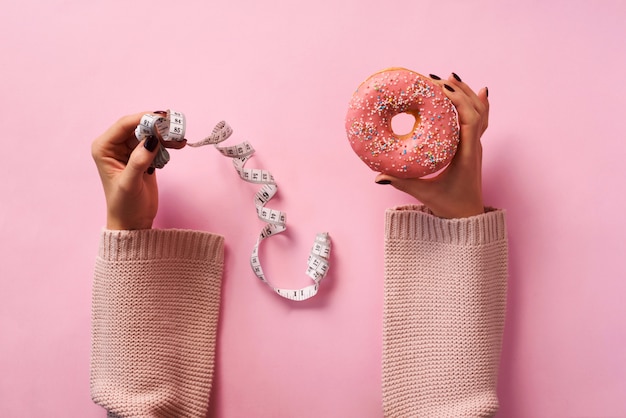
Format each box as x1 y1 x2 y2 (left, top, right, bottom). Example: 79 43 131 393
444 84 455 92
376 179 392 185
144 135 158 152
153 110 167 115
452 72 462 82
147 167 155 175
485 86 489 97
429 74 441 80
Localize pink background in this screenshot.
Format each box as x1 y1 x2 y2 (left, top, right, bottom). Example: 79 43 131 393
1 0 625 416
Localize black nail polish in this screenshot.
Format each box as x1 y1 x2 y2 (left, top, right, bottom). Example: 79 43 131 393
429 74 441 80
444 84 455 93
452 72 462 82
144 135 158 152
485 87 489 97
153 110 167 115
147 167 155 175
376 179 392 185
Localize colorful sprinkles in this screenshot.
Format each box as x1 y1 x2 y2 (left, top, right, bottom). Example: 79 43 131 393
345 68 460 178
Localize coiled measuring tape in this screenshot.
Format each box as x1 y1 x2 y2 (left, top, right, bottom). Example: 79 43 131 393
135 110 331 301
135 110 186 168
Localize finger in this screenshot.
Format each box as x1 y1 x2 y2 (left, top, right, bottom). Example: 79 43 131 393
446 73 489 133
476 87 490 133
374 173 393 185
163 139 187 150
92 111 160 168
119 135 160 190
428 73 480 135
446 73 482 109
101 112 151 146
375 173 429 199
438 81 484 156
429 73 482 129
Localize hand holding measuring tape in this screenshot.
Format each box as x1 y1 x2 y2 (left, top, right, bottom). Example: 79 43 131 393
135 110 331 301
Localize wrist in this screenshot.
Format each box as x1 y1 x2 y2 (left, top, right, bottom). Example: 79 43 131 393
106 213 153 230
106 222 153 230
427 202 485 219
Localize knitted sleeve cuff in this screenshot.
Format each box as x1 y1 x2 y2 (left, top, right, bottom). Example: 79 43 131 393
98 228 224 262
385 205 506 246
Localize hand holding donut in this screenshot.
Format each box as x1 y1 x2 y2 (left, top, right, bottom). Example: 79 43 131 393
91 112 186 230
375 73 489 219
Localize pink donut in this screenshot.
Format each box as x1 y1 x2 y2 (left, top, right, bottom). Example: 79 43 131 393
345 68 460 178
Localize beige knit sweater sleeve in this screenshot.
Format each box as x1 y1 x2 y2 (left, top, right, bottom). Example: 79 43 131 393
382 205 508 418
91 229 224 418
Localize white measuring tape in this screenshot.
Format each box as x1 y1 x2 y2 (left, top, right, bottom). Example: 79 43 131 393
135 110 331 301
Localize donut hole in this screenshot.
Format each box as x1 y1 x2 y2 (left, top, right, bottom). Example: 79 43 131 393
391 112 418 137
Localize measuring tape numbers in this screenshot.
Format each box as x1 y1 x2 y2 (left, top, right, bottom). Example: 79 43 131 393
135 110 332 301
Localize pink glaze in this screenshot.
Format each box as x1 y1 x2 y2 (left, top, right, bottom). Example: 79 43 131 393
346 68 460 178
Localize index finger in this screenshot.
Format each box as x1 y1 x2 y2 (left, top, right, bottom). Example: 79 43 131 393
100 111 152 146
445 75 489 134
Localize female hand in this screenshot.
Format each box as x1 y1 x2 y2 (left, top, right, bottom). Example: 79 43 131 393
375 73 489 219
91 112 186 230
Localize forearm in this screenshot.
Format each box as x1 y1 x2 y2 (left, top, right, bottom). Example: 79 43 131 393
382 205 508 418
91 228 224 418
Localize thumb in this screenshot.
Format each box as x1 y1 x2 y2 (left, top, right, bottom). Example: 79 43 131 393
375 173 436 204
120 135 159 186
375 173 420 194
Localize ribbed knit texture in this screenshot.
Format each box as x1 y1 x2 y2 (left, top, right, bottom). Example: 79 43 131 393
91 229 224 418
382 205 508 418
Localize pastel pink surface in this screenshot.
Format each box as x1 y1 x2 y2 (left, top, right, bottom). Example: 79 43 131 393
346 68 459 178
1 1 626 417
